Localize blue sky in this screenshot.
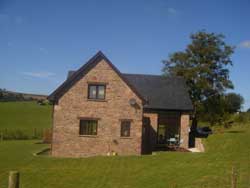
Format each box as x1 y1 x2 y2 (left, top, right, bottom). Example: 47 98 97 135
0 0 250 110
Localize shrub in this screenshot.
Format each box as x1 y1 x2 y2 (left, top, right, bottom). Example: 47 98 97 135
0 128 44 140
234 112 250 124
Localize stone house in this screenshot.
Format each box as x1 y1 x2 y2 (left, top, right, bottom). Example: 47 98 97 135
48 51 193 157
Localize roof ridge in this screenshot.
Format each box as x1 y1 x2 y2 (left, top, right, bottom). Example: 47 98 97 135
122 73 184 79
122 73 162 77
67 72 183 79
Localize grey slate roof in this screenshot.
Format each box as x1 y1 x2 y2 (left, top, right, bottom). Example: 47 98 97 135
65 71 193 111
122 73 193 111
48 51 193 111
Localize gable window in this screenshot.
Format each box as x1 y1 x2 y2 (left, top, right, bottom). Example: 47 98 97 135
88 84 106 100
79 120 98 135
120 120 131 137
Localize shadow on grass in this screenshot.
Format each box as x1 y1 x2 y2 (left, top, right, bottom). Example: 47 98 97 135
34 148 51 156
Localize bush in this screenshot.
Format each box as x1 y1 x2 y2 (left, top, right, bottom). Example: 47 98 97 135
0 128 45 140
37 99 51 106
234 112 250 124
0 129 30 140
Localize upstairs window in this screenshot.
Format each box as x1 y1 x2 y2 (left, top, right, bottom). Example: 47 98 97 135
79 120 98 136
120 120 131 137
88 84 106 100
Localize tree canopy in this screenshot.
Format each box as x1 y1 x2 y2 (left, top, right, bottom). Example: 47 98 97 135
199 93 244 126
225 93 244 113
162 31 234 128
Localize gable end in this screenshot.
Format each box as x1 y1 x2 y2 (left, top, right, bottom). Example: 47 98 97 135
48 51 146 103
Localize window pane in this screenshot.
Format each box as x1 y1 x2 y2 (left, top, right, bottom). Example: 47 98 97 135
87 121 92 134
121 121 131 137
88 84 106 100
92 122 97 134
97 86 105 99
80 120 87 135
80 120 98 135
89 86 97 99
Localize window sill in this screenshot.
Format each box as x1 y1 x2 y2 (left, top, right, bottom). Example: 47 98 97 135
79 135 98 138
87 99 107 102
120 137 132 139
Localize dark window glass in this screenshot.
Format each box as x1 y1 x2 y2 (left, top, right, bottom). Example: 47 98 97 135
79 120 98 135
121 121 131 137
89 86 97 99
98 85 105 99
88 84 106 99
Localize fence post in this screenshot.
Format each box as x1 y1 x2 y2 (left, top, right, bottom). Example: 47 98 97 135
8 171 19 188
231 166 237 188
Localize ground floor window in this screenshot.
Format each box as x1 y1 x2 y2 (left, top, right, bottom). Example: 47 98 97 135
120 120 131 137
79 120 98 135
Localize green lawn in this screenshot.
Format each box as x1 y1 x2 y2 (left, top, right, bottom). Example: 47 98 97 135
0 102 52 139
0 125 249 188
0 102 249 187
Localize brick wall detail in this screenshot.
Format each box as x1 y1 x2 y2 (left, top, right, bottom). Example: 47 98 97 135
52 59 143 157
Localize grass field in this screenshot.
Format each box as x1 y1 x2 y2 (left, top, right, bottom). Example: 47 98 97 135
0 125 249 187
0 102 249 187
0 102 52 139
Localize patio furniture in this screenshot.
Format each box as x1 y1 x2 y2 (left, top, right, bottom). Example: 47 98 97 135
167 138 178 146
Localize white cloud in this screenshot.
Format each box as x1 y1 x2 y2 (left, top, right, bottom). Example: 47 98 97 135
21 72 56 78
143 3 179 17
167 7 178 15
239 40 250 49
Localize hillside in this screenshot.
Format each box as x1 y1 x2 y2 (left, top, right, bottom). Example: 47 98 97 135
0 89 48 101
0 101 52 139
0 101 249 187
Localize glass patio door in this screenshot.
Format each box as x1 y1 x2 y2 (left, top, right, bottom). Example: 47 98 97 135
157 124 168 144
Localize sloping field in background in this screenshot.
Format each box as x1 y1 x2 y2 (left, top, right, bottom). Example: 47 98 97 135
0 102 52 139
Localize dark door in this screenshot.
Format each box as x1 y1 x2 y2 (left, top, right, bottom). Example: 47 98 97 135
142 117 151 154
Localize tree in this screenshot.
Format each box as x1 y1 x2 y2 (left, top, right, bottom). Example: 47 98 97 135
247 108 250 113
199 94 230 126
162 31 234 130
0 89 3 100
225 93 244 113
198 93 244 126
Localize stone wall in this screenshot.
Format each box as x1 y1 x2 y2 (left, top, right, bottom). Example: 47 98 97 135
195 138 205 152
180 113 190 149
52 59 143 157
